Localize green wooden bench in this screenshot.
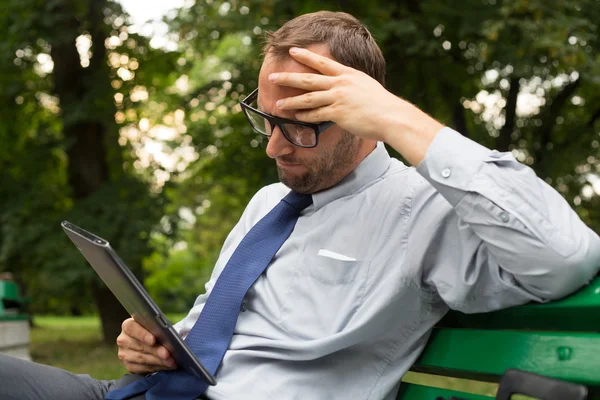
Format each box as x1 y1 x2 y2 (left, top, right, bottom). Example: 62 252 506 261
397 275 600 399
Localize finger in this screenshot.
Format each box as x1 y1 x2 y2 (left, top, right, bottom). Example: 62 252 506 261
122 318 155 345
117 333 173 361
123 361 156 375
119 348 176 369
116 331 144 352
123 360 176 374
268 72 333 91
288 47 345 76
295 106 332 124
152 345 173 360
276 91 334 111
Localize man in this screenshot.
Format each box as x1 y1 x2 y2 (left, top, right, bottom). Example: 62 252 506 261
2 10 600 400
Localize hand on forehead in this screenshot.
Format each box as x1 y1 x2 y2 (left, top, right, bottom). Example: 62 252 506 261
263 47 345 89
263 43 331 73
258 46 344 111
259 55 319 96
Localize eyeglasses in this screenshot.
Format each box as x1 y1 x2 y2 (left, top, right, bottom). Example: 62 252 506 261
240 88 335 148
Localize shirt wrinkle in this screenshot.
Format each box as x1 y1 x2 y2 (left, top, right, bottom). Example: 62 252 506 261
172 127 600 400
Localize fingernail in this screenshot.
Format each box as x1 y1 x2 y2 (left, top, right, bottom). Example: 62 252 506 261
268 73 279 82
276 99 284 108
295 112 304 119
290 47 301 55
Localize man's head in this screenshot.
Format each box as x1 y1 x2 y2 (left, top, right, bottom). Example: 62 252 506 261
263 11 386 86
256 11 385 194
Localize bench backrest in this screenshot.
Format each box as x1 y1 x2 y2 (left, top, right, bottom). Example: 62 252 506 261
397 276 600 399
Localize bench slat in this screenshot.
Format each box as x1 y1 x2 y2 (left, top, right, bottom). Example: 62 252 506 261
413 328 600 387
439 276 600 331
396 382 494 400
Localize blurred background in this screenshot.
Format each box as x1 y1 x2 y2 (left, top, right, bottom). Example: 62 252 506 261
1 0 599 392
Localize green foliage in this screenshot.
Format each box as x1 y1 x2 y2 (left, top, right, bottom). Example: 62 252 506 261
144 247 208 313
1 0 599 319
160 0 600 302
0 0 178 324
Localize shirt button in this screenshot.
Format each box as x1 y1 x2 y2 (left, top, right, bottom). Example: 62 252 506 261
441 168 451 178
499 211 509 223
240 302 247 312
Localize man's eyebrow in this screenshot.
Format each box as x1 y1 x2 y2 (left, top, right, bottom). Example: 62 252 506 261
255 99 297 120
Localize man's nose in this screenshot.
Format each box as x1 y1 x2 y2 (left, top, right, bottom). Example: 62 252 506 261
266 125 294 159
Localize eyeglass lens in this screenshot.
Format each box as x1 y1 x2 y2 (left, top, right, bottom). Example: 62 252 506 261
245 106 316 147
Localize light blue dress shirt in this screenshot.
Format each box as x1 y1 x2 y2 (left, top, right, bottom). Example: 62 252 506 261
174 127 600 400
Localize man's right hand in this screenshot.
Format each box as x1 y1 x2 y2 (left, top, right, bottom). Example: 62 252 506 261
116 317 177 374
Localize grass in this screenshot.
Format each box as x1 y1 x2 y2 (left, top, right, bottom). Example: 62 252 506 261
30 314 186 380
30 315 127 380
30 316 500 397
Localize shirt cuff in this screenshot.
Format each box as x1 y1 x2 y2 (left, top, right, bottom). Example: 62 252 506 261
416 127 492 207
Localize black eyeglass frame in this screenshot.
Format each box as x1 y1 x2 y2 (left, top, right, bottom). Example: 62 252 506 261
240 88 335 148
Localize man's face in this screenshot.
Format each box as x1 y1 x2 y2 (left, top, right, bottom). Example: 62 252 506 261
258 47 362 194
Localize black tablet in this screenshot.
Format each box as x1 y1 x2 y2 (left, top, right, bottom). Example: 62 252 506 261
61 221 216 386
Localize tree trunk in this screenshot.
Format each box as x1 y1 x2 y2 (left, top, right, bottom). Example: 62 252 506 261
496 77 519 152
452 103 468 137
533 79 580 178
93 283 130 343
49 0 127 344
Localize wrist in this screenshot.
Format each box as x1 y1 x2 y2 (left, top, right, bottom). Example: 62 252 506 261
381 101 444 165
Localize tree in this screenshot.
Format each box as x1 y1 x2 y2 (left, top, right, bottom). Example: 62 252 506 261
1 0 598 342
0 0 178 342
147 0 600 306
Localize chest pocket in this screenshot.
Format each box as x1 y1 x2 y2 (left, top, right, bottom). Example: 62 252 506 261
278 252 370 339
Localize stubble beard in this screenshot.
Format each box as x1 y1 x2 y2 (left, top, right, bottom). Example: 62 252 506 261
277 132 360 194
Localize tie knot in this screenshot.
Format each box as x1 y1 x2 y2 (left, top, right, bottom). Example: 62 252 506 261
282 191 313 212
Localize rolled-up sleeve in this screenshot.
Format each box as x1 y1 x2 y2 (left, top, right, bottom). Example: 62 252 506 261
415 127 600 311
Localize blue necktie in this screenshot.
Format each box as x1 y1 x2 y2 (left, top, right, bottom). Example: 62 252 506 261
106 190 313 400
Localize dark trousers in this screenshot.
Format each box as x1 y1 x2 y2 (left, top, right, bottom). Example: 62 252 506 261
0 354 208 400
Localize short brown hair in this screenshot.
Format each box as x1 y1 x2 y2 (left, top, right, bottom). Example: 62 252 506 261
263 11 386 86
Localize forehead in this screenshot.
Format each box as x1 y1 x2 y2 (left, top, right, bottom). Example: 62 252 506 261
260 55 317 77
257 45 331 108
260 43 331 76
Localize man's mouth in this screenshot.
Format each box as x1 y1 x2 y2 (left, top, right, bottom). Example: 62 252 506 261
276 159 303 169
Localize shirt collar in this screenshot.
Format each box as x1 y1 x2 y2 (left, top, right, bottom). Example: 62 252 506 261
312 141 392 212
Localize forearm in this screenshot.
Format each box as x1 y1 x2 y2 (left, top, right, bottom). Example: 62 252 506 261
380 98 444 166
